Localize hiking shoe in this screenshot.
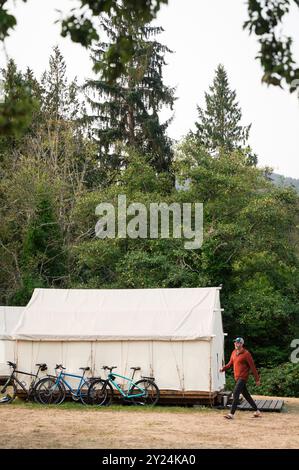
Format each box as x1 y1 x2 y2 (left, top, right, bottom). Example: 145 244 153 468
252 410 262 418
224 413 234 419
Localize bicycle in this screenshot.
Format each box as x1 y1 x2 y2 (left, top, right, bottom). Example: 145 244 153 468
36 364 95 405
0 361 48 404
87 366 160 407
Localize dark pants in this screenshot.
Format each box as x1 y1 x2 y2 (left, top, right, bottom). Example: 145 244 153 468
230 378 258 415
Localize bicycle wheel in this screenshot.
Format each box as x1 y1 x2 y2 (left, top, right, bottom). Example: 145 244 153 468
0 381 17 404
131 379 160 406
79 380 92 405
35 377 65 405
88 379 113 406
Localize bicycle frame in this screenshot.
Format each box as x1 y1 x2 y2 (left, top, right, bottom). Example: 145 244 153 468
1 367 43 398
106 372 145 399
54 370 88 398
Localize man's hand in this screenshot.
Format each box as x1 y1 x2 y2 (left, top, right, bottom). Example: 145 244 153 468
255 380 261 386
219 368 224 373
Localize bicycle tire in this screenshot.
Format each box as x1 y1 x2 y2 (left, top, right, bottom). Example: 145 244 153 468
35 377 65 405
87 379 113 406
32 379 45 404
0 380 17 404
79 379 92 405
31 379 46 403
130 379 160 406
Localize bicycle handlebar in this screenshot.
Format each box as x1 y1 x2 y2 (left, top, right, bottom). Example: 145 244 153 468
55 364 66 370
7 361 16 369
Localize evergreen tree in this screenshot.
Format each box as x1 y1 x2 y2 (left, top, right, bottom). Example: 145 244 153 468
24 67 43 101
36 46 95 184
22 67 44 134
0 59 38 139
84 17 175 177
194 64 253 158
41 46 80 121
0 60 42 181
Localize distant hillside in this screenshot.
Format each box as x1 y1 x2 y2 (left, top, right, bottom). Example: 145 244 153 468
270 173 299 193
176 172 299 193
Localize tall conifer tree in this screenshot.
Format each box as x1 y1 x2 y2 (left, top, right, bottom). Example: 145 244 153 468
0 59 38 140
195 64 252 156
85 16 175 176
41 46 80 121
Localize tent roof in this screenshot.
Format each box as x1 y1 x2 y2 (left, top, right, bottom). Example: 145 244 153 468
13 288 221 341
0 306 24 340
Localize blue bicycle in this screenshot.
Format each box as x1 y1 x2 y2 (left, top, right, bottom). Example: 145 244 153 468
87 366 160 406
35 364 94 405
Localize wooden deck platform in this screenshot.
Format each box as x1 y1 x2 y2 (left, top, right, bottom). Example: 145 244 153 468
230 398 284 412
111 389 218 405
159 390 218 404
12 388 219 405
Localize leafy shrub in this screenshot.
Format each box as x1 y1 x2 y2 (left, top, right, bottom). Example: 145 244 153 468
224 362 299 397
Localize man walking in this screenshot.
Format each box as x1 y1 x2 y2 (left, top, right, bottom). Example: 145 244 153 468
220 337 261 419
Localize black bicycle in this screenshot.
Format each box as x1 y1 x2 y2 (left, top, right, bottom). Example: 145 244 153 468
0 361 48 404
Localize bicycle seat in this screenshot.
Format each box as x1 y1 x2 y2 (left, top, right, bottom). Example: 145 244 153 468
130 367 141 371
79 367 90 371
7 361 16 369
102 365 117 371
55 364 66 370
36 363 47 371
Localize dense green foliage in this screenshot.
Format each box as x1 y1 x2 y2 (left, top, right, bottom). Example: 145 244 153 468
10 186 66 305
0 59 39 138
225 362 299 397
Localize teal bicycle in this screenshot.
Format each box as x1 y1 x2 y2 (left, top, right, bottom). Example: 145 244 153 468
87 366 160 406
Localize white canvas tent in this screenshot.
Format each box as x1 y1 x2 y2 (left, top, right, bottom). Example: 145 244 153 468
12 287 225 399
0 306 24 377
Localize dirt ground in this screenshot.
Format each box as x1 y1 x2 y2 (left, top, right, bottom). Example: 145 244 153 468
0 395 298 449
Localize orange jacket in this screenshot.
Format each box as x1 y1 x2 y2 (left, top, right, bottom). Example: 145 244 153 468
222 348 259 382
